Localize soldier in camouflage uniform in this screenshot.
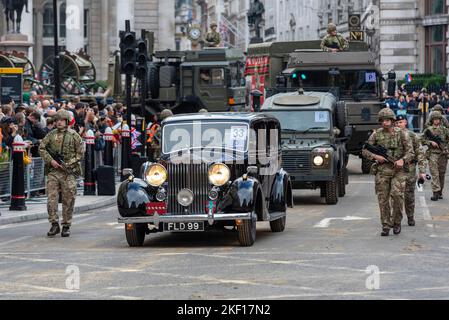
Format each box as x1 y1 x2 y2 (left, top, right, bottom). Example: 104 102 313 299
424 104 449 129
395 115 427 226
39 110 84 237
421 111 449 201
148 109 173 161
362 108 414 236
205 22 221 47
320 23 349 52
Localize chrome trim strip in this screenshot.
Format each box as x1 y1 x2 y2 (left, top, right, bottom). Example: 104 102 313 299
118 212 252 224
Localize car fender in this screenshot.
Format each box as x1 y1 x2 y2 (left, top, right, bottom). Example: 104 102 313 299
117 178 153 217
218 177 266 220
269 169 292 212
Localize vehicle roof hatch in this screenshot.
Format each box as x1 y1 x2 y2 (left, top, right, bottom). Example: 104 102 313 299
273 95 321 107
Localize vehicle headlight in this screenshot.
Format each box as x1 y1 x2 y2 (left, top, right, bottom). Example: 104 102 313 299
178 189 194 207
208 163 231 187
145 164 168 187
313 156 324 166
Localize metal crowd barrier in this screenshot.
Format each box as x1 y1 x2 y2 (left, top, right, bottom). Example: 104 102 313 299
0 161 12 198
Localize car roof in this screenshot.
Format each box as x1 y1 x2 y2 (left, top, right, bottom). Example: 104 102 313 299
261 91 336 111
162 112 279 124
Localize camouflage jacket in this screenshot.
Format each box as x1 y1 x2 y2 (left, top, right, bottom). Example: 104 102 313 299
320 33 349 52
421 125 449 155
362 127 414 174
205 31 221 47
39 128 84 176
408 130 427 174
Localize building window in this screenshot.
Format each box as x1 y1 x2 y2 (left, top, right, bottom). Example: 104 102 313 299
42 1 68 38
425 0 447 15
425 25 447 74
60 3 66 37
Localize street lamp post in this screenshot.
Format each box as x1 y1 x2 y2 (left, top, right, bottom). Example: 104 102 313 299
53 0 61 100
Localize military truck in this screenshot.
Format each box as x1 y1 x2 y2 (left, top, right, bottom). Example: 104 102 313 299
246 41 385 173
146 47 246 114
261 91 349 205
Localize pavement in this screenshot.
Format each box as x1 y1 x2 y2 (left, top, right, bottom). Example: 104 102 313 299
0 184 119 226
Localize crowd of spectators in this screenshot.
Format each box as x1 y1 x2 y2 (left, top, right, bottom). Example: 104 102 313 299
0 92 128 163
383 86 449 130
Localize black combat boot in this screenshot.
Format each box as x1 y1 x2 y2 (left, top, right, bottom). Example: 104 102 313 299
381 228 390 237
393 224 402 235
61 226 71 238
431 193 439 201
47 223 60 237
439 191 443 200
408 217 416 227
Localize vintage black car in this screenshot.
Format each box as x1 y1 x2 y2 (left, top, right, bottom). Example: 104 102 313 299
117 113 293 247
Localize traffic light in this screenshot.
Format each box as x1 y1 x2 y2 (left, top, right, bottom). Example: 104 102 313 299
135 37 148 79
386 69 397 96
120 30 137 75
292 72 307 81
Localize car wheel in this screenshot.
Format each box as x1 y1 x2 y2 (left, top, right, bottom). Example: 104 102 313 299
361 157 372 175
237 212 257 247
325 178 339 205
270 215 286 232
125 223 146 247
338 169 346 197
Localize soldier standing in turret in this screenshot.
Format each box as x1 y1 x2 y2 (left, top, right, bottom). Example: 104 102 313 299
321 23 349 52
205 22 221 47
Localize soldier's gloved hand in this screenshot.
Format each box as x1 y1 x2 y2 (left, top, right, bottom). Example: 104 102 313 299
374 155 386 164
394 159 404 169
51 160 61 169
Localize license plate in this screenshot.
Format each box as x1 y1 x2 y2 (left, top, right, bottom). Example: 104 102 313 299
164 222 205 232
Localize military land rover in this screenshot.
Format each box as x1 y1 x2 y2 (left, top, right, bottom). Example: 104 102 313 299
246 41 387 173
146 47 247 114
261 91 349 205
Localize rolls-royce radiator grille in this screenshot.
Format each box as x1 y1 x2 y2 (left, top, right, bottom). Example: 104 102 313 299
166 163 210 215
282 153 311 174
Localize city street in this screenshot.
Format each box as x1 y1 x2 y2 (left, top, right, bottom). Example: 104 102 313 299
1 156 449 300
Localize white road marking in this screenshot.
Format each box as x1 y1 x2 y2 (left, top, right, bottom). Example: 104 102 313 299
314 216 371 228
111 295 144 300
0 236 32 247
419 196 432 221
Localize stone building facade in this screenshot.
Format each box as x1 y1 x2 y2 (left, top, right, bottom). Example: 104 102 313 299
0 0 175 81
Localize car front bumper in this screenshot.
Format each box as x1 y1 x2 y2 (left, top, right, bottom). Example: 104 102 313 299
118 212 252 224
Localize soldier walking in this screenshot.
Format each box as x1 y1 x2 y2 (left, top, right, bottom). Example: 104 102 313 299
424 104 449 129
395 115 427 226
362 109 414 236
39 110 84 237
321 23 349 52
422 111 449 201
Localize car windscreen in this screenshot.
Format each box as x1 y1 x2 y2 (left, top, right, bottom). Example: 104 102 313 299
162 121 250 154
291 69 379 99
265 110 331 133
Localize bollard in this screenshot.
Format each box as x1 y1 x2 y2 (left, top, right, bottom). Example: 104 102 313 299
10 135 27 211
121 123 131 181
84 129 96 195
103 127 114 167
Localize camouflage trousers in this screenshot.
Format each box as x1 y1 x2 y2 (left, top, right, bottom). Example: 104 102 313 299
404 165 417 219
375 171 407 229
428 153 448 193
47 170 77 227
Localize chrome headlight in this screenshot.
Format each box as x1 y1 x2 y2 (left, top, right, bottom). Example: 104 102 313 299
177 189 194 207
208 163 231 187
313 155 324 167
144 164 168 187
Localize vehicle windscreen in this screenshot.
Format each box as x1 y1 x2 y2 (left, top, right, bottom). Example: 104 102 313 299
163 121 250 154
265 110 331 133
291 69 379 99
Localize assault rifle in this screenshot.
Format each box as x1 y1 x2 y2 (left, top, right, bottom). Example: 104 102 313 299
424 129 444 150
363 143 396 164
45 146 79 178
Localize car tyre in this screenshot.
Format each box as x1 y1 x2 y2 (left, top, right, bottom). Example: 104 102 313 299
238 212 257 247
338 168 346 197
270 215 286 232
361 157 372 175
325 178 339 205
125 223 146 247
